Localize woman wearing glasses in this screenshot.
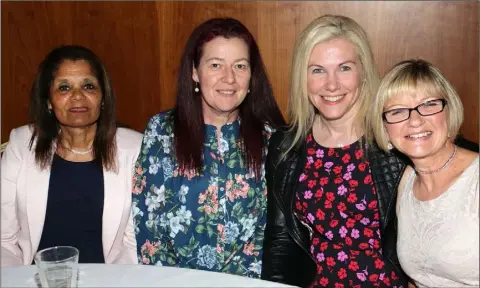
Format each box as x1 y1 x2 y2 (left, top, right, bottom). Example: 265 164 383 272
368 59 479 287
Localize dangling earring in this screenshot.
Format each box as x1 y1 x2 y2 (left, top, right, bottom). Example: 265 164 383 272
447 132 451 138
194 82 200 93
247 89 250 94
101 102 104 110
387 142 393 150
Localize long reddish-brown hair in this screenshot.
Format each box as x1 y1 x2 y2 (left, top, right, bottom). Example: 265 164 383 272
174 18 285 176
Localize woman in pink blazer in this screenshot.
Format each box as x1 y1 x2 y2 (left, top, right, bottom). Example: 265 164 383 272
1 45 141 266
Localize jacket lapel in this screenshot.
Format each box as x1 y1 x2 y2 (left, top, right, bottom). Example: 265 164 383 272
26 161 50 256
102 165 126 262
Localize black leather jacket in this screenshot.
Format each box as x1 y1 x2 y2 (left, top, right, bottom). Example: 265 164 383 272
261 130 409 287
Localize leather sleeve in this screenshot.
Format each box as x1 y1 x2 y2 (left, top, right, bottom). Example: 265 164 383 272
261 188 297 284
262 131 317 287
261 131 295 284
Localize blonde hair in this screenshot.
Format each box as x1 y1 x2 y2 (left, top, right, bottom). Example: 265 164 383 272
368 59 464 152
285 15 379 157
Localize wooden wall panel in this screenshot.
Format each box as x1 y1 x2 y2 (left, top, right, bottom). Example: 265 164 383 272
1 2 74 140
67 2 162 132
1 1 161 137
2 1 478 143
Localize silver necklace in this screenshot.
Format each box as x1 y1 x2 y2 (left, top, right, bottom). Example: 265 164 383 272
414 145 457 175
64 146 93 155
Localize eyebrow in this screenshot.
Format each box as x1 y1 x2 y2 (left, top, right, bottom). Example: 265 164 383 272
384 97 439 110
54 77 97 82
205 57 250 62
307 60 357 68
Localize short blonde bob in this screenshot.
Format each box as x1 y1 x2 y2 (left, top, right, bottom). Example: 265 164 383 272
368 59 464 152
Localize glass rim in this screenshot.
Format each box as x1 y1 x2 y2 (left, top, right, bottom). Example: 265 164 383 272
34 246 79 264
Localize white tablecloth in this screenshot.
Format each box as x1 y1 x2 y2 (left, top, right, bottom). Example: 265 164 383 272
1 264 295 287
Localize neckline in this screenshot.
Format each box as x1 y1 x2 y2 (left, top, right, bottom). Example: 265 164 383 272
204 118 240 133
54 153 97 164
409 156 479 203
309 132 364 150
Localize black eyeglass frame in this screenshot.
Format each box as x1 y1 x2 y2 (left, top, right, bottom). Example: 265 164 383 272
382 98 448 124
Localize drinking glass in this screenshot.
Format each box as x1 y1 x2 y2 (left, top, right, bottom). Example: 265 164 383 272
34 246 79 288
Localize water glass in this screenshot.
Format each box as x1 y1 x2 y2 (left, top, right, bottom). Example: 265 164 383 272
34 246 79 288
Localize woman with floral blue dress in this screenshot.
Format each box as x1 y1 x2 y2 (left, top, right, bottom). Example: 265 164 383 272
131 18 285 278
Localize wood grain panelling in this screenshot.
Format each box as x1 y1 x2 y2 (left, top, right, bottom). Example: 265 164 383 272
2 1 478 143
1 1 161 138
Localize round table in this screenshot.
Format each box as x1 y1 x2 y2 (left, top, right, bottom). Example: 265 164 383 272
1 264 296 287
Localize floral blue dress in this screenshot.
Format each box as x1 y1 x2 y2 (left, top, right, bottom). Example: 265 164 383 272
132 110 273 278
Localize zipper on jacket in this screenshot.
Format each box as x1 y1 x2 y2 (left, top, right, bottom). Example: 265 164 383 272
270 137 317 267
294 212 313 241
286 221 316 264
270 185 316 265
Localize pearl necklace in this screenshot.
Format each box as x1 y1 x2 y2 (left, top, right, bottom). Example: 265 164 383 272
414 145 457 175
63 146 93 155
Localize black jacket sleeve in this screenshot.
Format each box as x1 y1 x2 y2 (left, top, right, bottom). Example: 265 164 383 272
261 132 293 283
261 186 298 284
261 131 316 288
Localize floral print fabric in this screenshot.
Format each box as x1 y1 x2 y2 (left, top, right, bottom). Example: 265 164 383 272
132 110 272 278
295 133 404 288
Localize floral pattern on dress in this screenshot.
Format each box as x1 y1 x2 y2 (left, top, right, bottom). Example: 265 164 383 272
295 133 404 288
132 110 272 278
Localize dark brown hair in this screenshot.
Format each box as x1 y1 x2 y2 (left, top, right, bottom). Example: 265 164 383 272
29 45 117 171
174 17 285 176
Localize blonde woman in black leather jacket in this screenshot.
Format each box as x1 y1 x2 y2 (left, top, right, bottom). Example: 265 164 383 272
261 15 409 288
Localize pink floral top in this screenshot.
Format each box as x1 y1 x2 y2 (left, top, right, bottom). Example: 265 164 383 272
295 133 404 288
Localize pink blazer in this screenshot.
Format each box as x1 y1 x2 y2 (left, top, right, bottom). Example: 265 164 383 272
1 125 142 266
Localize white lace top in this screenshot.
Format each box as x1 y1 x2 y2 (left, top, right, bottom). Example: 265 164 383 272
397 157 479 288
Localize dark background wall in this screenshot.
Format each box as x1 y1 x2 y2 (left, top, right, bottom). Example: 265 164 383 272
2 1 478 142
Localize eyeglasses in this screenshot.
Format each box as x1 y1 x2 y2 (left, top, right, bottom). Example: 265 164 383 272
382 99 447 124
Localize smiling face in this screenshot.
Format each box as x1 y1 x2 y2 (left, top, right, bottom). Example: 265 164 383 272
48 60 103 129
384 92 449 160
307 38 363 122
192 36 251 122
